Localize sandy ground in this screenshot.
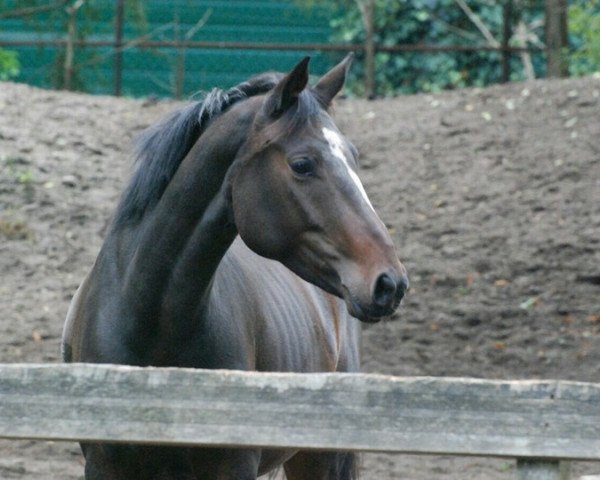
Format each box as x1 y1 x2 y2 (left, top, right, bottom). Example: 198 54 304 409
0 75 599 479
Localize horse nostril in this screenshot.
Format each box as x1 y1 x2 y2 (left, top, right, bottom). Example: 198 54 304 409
373 273 397 308
398 274 409 300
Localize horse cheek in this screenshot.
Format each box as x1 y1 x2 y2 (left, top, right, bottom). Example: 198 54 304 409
232 167 289 260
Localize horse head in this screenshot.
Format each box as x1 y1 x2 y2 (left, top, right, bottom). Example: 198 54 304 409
231 56 408 323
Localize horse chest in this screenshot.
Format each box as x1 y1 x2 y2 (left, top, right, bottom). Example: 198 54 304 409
200 247 349 374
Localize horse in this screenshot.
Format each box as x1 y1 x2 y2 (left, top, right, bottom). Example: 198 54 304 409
62 55 408 480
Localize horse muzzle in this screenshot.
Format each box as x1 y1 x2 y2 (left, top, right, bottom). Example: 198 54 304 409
342 270 409 323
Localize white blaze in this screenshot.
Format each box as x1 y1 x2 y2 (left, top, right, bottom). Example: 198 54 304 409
322 127 375 212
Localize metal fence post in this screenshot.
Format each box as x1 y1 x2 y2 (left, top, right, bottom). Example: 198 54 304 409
545 0 568 77
501 0 513 83
359 0 375 99
114 0 125 96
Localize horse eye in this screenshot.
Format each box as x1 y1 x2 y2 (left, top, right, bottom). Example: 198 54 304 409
290 158 316 177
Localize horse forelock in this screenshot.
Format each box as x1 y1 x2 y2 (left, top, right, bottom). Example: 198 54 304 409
291 88 323 126
112 74 282 228
260 88 325 145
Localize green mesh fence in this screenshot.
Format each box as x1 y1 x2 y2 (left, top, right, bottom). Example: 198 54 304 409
1 0 336 98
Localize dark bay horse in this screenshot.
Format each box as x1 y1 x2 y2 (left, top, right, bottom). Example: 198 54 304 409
62 55 408 480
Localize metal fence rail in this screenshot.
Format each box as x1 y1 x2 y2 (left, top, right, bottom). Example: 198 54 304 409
1 363 598 479
0 37 546 98
0 38 544 53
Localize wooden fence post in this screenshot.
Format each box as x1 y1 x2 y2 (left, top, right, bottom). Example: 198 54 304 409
517 459 571 480
114 0 125 96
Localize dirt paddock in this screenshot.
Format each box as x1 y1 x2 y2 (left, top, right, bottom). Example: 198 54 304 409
0 75 599 479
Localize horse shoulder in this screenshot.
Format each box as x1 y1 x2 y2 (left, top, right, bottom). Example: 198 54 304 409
62 268 94 362
62 231 143 364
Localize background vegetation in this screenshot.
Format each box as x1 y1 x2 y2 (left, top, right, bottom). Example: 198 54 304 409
1 0 599 96
0 47 19 80
302 0 600 95
568 1 600 77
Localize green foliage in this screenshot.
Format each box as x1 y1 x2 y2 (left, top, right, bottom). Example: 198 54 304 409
299 0 546 95
4 156 34 185
0 48 20 81
569 2 600 75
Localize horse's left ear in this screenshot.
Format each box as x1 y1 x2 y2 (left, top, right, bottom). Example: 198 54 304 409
263 56 310 118
314 53 353 107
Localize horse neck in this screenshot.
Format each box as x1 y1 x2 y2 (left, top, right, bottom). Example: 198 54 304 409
119 99 259 326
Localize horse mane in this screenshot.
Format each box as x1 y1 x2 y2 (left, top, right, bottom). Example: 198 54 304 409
113 72 284 227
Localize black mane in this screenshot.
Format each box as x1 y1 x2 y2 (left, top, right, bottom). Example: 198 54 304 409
113 73 283 227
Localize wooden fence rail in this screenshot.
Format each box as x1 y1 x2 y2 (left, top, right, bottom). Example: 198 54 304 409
1 363 599 479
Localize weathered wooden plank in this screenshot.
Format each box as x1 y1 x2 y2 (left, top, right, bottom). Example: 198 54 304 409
0 363 600 460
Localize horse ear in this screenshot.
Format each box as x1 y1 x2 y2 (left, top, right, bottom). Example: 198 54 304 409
264 56 310 118
314 53 353 107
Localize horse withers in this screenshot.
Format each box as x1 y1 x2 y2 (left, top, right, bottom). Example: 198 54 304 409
62 55 408 480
